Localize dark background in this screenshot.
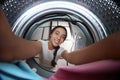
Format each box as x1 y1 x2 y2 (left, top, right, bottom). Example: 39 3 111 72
0 0 120 7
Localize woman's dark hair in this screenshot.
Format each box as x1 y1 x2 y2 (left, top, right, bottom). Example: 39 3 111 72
49 25 67 40
51 46 60 67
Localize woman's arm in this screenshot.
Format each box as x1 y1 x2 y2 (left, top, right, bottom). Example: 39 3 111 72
0 7 42 62
62 31 120 65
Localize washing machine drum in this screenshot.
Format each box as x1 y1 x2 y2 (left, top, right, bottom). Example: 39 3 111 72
1 0 120 78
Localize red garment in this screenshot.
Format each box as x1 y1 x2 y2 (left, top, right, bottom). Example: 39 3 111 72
48 60 120 80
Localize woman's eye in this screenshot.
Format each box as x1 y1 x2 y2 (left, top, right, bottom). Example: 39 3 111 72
62 36 66 39
55 31 59 35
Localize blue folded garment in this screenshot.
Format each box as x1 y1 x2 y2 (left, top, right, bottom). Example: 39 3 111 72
0 61 43 80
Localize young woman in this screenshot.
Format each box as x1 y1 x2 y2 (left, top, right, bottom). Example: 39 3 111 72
38 26 67 69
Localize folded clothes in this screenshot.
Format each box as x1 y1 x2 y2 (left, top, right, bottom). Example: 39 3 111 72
48 60 120 80
0 61 43 80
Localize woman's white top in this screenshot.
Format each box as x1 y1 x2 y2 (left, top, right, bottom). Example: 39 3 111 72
39 40 65 69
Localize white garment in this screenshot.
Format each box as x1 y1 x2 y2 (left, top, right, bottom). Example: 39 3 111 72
39 40 65 70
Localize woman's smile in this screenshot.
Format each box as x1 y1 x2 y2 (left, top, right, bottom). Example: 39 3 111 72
54 38 60 45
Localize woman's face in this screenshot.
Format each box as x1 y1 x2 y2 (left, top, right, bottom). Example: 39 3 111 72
49 27 67 47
